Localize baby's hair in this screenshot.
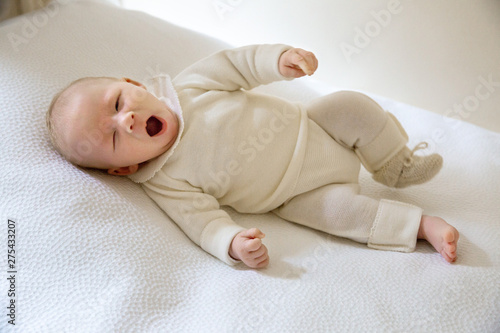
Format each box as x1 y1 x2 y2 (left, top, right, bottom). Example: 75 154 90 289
46 76 119 164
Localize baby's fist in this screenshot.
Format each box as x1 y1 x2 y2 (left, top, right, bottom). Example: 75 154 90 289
229 228 269 269
279 48 318 78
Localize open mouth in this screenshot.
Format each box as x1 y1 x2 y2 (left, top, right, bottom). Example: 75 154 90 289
146 116 166 137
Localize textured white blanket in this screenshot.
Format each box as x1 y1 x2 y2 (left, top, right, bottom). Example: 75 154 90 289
1 1 499 332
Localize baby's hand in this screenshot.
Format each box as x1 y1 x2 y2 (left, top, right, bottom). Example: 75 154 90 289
229 228 269 269
279 48 318 78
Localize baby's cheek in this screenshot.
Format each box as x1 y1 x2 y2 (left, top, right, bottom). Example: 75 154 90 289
125 87 148 106
98 118 113 133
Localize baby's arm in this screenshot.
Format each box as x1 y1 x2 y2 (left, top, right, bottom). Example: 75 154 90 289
174 44 317 92
142 178 247 266
229 228 269 268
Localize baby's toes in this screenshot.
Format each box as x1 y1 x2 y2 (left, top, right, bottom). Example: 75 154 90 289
444 242 457 261
440 249 453 263
443 226 457 243
447 241 457 254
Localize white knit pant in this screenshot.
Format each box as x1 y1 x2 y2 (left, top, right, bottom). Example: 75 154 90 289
273 91 422 252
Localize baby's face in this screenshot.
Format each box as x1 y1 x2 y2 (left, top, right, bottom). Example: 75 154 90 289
60 78 179 174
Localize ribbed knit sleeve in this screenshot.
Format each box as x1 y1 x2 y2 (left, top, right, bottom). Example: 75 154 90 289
173 44 292 92
142 170 246 265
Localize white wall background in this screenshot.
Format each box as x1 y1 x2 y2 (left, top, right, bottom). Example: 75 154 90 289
122 0 500 133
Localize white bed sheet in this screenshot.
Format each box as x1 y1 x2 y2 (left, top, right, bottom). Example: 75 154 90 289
0 1 499 332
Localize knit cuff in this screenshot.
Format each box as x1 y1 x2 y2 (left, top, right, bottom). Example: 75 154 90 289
200 218 247 265
355 112 408 173
255 44 293 84
368 199 422 252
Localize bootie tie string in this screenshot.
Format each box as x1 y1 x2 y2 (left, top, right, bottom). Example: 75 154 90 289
404 142 429 167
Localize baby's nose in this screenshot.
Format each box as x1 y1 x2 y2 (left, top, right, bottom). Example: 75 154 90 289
118 111 135 133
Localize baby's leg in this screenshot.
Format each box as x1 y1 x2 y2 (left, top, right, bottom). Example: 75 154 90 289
274 184 459 262
306 91 391 150
273 183 422 253
307 91 442 188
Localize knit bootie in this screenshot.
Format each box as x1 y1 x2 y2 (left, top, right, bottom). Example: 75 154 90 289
372 142 443 188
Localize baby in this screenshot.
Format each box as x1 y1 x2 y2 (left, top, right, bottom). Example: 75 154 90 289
46 44 459 268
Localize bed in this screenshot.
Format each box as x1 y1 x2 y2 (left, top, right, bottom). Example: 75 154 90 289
1 1 499 331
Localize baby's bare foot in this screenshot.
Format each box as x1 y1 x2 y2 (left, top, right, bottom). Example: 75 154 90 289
418 215 459 263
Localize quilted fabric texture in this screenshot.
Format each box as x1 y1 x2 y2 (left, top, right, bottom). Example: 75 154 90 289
0 1 499 332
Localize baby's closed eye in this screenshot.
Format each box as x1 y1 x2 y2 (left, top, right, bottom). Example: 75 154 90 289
115 93 121 111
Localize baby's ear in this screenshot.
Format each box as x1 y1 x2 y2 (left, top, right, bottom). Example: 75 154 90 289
107 164 139 176
122 77 146 89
